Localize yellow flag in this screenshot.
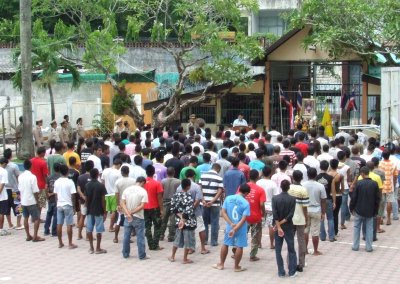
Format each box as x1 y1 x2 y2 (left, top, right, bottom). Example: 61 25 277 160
321 105 334 137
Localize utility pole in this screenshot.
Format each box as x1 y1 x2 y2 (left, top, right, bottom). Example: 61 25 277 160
19 0 34 159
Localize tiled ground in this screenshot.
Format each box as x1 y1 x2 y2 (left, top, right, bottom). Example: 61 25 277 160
1 213 399 284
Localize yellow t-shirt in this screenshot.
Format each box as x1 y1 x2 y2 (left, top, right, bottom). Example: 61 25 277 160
358 172 383 189
63 150 81 169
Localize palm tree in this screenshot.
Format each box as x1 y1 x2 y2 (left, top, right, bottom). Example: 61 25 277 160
12 27 80 121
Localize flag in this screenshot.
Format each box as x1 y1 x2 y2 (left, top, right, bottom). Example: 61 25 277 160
321 105 334 137
347 88 358 111
340 89 348 110
297 87 302 113
289 100 294 129
279 84 290 107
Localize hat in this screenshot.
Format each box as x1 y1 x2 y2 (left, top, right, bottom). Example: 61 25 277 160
0 157 8 164
36 118 43 122
189 114 196 119
115 118 122 124
50 120 57 125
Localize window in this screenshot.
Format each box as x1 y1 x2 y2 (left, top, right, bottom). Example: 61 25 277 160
221 94 263 125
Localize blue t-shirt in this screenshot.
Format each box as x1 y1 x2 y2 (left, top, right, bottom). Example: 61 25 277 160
223 168 246 196
196 163 212 177
249 159 265 172
223 194 250 238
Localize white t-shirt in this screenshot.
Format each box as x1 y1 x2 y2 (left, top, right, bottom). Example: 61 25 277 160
122 185 148 219
293 163 309 182
304 155 321 174
268 130 281 144
101 168 122 196
256 178 279 211
87 155 102 174
18 170 39 206
130 165 147 181
0 167 9 201
54 177 76 207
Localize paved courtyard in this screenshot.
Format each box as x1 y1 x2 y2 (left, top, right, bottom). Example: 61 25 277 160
1 214 399 284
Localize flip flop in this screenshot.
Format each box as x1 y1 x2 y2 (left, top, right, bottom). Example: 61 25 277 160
59 243 65 248
212 264 224 270
88 249 94 254
113 239 118 243
250 257 260 262
168 257 175 262
95 249 107 254
182 259 193 264
234 267 247 272
188 249 195 254
201 250 210 255
377 229 386 233
32 237 45 242
26 236 33 241
69 244 78 249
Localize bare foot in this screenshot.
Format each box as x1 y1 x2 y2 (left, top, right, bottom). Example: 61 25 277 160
69 244 78 249
168 257 175 262
59 243 65 248
32 237 45 242
182 259 193 264
270 245 275 249
212 264 224 270
250 256 260 262
26 236 33 241
313 251 323 256
88 249 94 254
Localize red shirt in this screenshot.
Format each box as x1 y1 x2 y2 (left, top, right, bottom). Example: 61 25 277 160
238 162 250 181
245 182 266 224
295 142 309 157
144 177 163 209
30 156 49 190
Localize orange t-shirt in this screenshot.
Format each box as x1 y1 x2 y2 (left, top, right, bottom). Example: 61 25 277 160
379 160 398 193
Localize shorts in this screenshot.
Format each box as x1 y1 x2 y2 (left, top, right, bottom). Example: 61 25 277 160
105 195 117 212
57 205 74 226
37 190 47 208
265 211 273 227
9 190 22 216
0 200 10 215
223 227 248 248
74 196 80 213
116 212 125 226
22 204 40 221
195 216 205 233
86 214 105 233
382 192 395 203
305 212 321 237
378 199 385 217
173 228 195 249
80 204 87 216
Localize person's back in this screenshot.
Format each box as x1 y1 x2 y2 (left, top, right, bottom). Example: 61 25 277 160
85 179 107 216
302 180 325 211
351 176 380 218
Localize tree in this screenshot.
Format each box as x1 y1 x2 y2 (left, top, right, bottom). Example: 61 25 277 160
12 19 80 121
33 0 263 129
19 0 34 159
290 0 400 61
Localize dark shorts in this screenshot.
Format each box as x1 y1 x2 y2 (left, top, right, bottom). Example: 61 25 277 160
116 212 125 226
0 200 10 215
22 205 40 221
8 189 22 216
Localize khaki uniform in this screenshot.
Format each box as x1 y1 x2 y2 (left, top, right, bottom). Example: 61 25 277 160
33 125 43 147
49 127 60 142
59 127 69 145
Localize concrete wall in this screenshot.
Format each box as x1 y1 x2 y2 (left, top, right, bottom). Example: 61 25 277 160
258 0 300 10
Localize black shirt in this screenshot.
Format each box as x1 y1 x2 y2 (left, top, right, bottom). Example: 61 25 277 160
100 155 110 170
46 173 60 203
272 192 296 229
350 178 380 218
85 180 107 216
77 173 91 204
316 172 333 200
80 148 93 173
165 157 184 179
68 168 79 188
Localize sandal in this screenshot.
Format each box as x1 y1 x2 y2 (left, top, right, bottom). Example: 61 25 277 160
95 249 107 254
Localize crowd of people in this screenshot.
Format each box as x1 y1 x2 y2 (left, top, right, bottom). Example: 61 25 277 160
0 116 398 278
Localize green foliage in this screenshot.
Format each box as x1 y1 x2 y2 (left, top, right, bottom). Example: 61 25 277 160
92 112 114 136
289 0 400 60
111 82 134 115
0 19 20 42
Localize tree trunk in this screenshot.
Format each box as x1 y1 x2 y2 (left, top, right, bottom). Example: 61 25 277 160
48 83 55 120
18 0 34 159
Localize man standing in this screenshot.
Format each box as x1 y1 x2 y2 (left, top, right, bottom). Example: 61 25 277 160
101 159 122 232
232 113 248 128
224 158 246 197
0 158 10 236
85 168 108 254
54 164 77 249
33 118 44 147
59 120 70 146
200 163 224 246
87 145 103 174
44 163 61 237
212 184 250 272
121 176 149 260
114 166 137 243
18 160 45 242
168 179 197 264
31 146 49 220
47 142 66 175
303 168 326 255
272 180 297 278
15 116 23 153
160 167 181 242
379 150 398 225
143 165 164 250
288 170 309 272
246 170 266 261
63 141 81 170
350 166 380 252
76 161 94 240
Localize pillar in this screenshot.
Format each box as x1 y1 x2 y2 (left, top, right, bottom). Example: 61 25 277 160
264 61 270 128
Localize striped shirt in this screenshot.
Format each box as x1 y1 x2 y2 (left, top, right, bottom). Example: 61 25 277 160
379 159 398 193
200 170 223 206
279 149 296 166
288 184 309 226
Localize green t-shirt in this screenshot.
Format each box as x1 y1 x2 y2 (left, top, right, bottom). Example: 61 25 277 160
47 154 66 175
179 166 200 182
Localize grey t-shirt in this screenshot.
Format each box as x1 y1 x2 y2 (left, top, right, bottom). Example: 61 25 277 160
302 180 327 213
161 177 181 200
177 181 203 217
5 162 20 191
115 177 137 197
